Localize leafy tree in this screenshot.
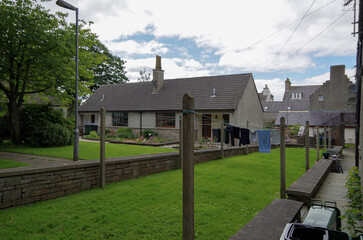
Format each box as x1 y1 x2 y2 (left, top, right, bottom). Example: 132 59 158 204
138 68 151 82
90 43 128 92
0 0 70 143
0 0 128 142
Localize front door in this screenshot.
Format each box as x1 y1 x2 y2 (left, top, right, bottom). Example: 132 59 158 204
202 114 211 138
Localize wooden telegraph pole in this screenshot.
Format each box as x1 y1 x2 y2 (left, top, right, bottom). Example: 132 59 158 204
182 94 195 240
316 127 320 161
280 117 286 199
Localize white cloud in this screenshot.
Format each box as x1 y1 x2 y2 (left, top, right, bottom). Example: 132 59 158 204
106 40 168 56
125 57 210 82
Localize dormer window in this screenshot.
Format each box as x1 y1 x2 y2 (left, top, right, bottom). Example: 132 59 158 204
292 92 302 99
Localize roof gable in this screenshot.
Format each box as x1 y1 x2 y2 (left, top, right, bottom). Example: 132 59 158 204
79 73 252 112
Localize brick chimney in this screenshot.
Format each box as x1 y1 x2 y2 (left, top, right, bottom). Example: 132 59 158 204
330 65 345 82
285 78 291 92
152 55 164 94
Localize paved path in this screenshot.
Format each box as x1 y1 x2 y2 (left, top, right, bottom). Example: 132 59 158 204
314 147 357 230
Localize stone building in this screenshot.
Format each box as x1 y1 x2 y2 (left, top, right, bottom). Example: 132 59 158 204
78 56 264 140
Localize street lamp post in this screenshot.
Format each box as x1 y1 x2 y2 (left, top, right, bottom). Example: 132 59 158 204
56 0 79 161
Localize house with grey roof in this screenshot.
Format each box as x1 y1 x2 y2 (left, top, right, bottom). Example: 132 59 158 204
78 56 264 140
261 65 356 144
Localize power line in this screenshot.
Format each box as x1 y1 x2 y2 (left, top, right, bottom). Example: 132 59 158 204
238 0 337 54
274 5 354 68
269 0 316 67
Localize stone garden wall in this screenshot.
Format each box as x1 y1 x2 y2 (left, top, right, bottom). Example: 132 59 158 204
0 145 276 209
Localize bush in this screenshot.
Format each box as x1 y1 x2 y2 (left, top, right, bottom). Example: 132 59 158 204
341 167 363 237
117 128 134 139
88 131 99 138
20 104 73 147
142 129 158 139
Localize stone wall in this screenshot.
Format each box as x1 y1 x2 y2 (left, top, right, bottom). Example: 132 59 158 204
0 145 275 209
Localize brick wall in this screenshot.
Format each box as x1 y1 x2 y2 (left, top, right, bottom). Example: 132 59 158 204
0 145 274 209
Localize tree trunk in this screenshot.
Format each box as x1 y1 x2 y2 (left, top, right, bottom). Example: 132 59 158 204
8 97 21 144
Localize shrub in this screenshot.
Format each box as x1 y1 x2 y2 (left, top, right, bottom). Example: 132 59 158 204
142 129 158 139
20 104 73 147
341 167 363 237
88 131 99 138
117 128 134 139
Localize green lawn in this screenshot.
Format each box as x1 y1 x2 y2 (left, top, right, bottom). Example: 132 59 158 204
0 148 316 240
0 159 30 169
0 141 177 160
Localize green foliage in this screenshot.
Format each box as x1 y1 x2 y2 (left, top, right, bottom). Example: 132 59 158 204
142 129 158 139
117 128 134 139
20 104 73 147
0 0 127 141
289 125 301 137
341 167 363 237
88 131 99 138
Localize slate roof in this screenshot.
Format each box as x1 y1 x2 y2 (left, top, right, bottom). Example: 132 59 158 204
262 101 310 112
283 85 320 101
275 111 355 126
79 73 253 112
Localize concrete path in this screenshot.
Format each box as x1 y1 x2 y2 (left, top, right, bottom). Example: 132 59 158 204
314 147 356 230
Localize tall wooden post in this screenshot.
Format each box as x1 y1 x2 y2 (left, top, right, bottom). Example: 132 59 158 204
220 121 224 159
179 116 183 168
280 117 286 199
182 94 194 240
324 126 327 151
246 121 249 154
305 121 310 171
328 128 331 149
100 107 106 188
316 127 320 161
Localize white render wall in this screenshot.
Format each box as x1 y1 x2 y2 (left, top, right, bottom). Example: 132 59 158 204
231 77 264 129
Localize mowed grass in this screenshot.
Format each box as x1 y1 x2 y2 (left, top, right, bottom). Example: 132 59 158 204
0 141 177 160
0 159 30 169
0 148 316 239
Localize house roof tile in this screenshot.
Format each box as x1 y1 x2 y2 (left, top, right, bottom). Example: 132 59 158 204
79 73 252 112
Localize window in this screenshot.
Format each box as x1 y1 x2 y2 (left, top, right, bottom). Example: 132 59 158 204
156 113 175 127
292 92 302 99
91 114 95 124
223 114 230 124
318 95 324 101
112 112 128 126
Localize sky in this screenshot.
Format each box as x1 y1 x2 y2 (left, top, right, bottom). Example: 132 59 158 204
46 0 358 100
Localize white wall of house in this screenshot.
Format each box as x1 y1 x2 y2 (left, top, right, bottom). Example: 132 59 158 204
345 127 355 144
231 78 264 128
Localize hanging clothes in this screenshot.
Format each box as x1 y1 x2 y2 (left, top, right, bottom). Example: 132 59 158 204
271 129 281 145
225 125 235 146
250 129 257 143
257 130 271 153
239 128 250 146
212 129 221 142
233 126 240 139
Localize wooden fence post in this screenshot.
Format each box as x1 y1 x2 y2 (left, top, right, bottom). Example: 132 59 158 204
316 127 320 161
324 126 327 151
182 94 194 240
220 121 224 159
280 117 286 199
100 107 106 188
328 128 331 149
305 121 310 172
179 116 183 168
246 121 249 154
